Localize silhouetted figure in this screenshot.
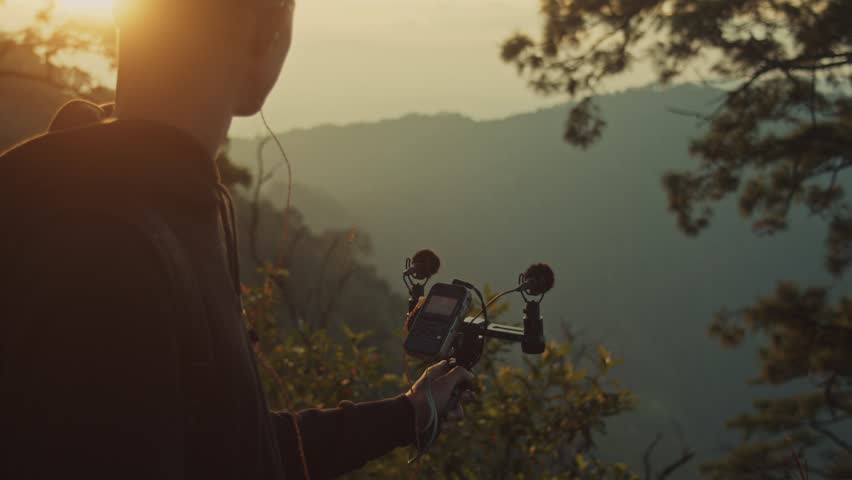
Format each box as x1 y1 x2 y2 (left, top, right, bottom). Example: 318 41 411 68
0 1 472 479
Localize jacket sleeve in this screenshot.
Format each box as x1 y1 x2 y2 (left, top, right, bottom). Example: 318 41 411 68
2 213 185 479
273 395 417 479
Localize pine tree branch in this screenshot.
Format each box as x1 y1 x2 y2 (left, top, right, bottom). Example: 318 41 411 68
809 421 852 454
726 52 852 107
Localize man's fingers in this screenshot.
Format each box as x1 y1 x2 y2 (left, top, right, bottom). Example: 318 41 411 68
424 360 451 380
460 390 477 404
441 365 475 390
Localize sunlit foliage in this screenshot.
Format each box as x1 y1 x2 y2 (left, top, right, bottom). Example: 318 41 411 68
243 265 636 479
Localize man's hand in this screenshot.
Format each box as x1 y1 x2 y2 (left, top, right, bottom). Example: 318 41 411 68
405 360 476 436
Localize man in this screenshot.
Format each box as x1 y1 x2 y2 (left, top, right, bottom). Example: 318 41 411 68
0 1 474 478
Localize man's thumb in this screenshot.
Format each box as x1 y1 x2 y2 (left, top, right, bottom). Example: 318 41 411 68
424 359 451 380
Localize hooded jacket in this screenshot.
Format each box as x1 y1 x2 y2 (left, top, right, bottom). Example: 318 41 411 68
0 118 415 479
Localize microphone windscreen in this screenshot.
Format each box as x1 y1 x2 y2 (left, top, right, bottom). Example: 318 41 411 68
411 249 441 279
524 263 555 295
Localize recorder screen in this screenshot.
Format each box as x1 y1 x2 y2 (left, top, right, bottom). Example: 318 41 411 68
424 295 458 317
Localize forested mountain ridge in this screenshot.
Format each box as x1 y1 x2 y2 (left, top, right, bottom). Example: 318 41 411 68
228 84 848 476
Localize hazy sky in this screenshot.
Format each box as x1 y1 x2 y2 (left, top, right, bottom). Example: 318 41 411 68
3 0 655 137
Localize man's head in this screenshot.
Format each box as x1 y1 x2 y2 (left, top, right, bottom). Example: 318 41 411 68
114 0 295 118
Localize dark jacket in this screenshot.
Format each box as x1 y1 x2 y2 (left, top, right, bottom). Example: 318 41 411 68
0 119 415 479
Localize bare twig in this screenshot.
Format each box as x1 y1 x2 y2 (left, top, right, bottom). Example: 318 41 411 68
320 264 357 329
666 106 714 123
248 136 274 266
643 433 663 480
259 111 293 270
657 450 695 480
307 233 344 324
643 429 695 480
792 449 809 480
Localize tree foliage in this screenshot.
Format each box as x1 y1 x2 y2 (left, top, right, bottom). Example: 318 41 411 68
505 1 852 477
243 264 636 479
703 282 852 479
503 0 852 242
236 193 407 349
0 1 116 100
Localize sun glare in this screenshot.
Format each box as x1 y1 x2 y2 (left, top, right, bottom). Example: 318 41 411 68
55 0 114 19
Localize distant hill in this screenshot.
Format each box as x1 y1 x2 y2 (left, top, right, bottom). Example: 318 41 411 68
229 84 849 476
